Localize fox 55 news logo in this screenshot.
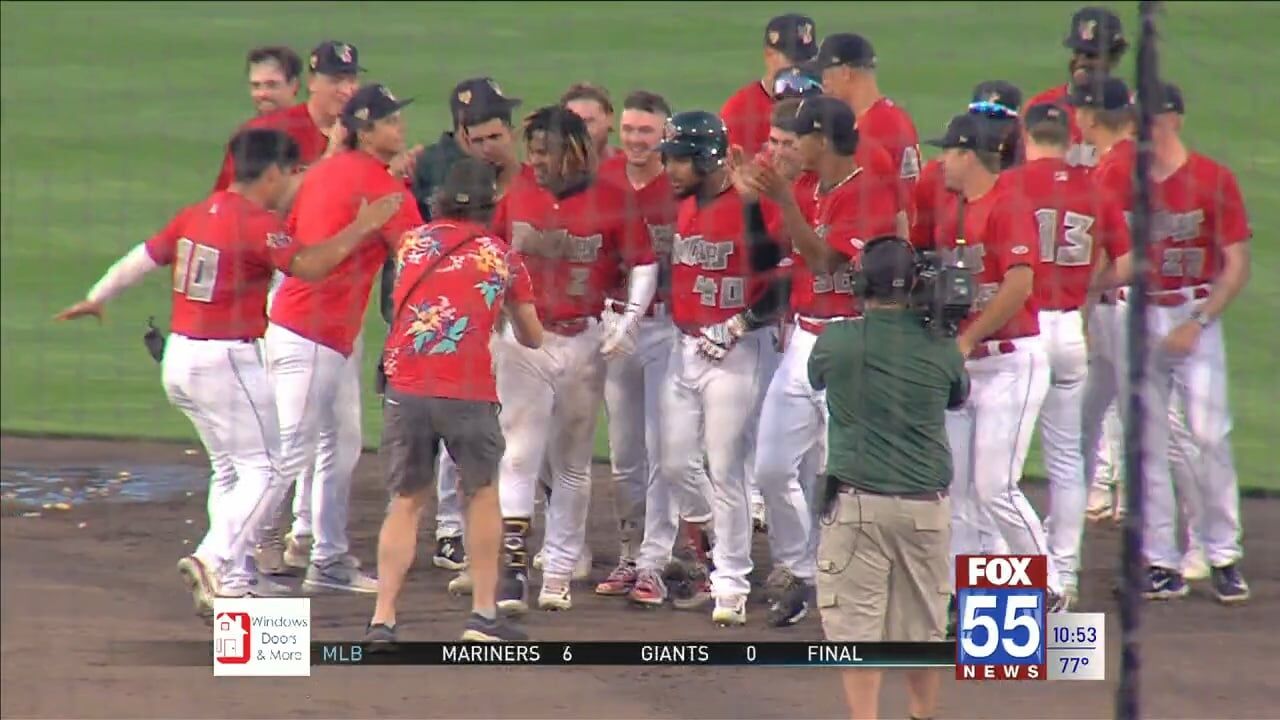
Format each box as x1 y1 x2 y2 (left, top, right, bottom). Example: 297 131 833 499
955 555 1047 681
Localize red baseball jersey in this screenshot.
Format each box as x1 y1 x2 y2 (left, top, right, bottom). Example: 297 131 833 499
144 191 301 340
1145 153 1251 290
925 180 1041 340
857 136 913 222
269 149 424 356
670 188 784 331
1025 86 1096 167
911 158 950 248
491 176 656 323
721 81 773 156
597 154 678 308
383 221 534 402
1092 138 1136 215
790 168 901 320
213 103 329 191
1004 157 1131 311
857 97 923 184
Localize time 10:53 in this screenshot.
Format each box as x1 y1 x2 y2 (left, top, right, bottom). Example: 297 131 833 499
1054 626 1097 644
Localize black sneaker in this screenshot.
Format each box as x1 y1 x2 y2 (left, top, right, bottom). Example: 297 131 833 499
433 536 467 571
461 613 529 642
1142 566 1190 600
363 622 397 647
1210 563 1250 605
497 567 529 614
765 570 810 628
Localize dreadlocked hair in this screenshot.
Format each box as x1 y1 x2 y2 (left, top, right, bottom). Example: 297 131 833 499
522 104 596 179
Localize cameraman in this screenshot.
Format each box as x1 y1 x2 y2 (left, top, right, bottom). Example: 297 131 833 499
808 237 968 720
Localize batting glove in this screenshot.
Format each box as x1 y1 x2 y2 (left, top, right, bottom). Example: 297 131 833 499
696 314 747 363
600 302 641 358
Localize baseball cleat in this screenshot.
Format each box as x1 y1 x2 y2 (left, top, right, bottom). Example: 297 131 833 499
283 532 312 569
219 574 293 598
764 568 809 627
177 555 219 619
303 557 378 594
538 576 573 611
595 561 638 596
254 533 289 576
497 567 529 614
1210 564 1250 605
1181 549 1210 582
1141 566 1190 600
433 536 467 571
462 613 529 642
712 595 747 627
671 567 712 610
751 500 768 533
448 570 473 596
628 569 668 607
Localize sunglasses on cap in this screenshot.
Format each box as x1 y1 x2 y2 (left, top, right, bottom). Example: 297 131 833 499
774 72 824 99
967 100 1018 119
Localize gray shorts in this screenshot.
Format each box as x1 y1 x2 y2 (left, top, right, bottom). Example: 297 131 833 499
381 388 504 498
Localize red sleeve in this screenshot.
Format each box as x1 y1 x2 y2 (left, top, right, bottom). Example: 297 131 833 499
380 184 425 250
720 93 749 153
990 200 1038 275
213 149 235 192
1099 197 1131 260
261 214 302 275
617 190 657 267
143 207 190 265
1214 167 1252 246
505 250 536 304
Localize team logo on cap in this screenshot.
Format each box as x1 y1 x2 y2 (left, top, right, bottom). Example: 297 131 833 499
1078 19 1097 41
768 30 781 45
337 43 354 63
309 54 319 71
798 23 814 45
457 89 472 105
354 107 370 121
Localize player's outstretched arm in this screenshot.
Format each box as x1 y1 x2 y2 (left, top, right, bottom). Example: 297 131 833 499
54 244 161 322
287 194 404 281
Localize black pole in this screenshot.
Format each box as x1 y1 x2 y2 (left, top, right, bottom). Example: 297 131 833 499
1118 3 1162 720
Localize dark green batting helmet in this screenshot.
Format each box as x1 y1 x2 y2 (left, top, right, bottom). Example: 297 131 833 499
659 111 729 174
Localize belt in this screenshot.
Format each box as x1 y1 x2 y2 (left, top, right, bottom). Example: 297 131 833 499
968 339 1016 360
1117 285 1210 307
545 318 591 337
1097 290 1118 306
837 482 949 501
183 335 256 344
606 298 667 319
796 315 853 336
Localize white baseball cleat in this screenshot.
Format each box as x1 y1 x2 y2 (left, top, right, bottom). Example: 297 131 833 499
538 576 573 611
712 594 747 626
283 532 312 569
448 570 473 596
1181 549 1210 582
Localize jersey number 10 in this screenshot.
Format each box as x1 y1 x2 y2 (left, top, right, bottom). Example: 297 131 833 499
173 237 221 302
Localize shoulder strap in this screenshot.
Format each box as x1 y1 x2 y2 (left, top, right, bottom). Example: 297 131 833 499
388 230 484 328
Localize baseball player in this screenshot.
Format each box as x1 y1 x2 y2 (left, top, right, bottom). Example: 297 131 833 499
593 90 712 597
1075 77 1207 578
1005 103 1130 609
916 112 1059 600
722 14 818 157
657 110 792 625
562 82 621 162
244 46 301 117
745 96 903 627
489 105 658 613
1109 84 1251 603
804 33 922 204
367 158 544 644
55 128 402 614
266 83 424 594
1025 6 1128 167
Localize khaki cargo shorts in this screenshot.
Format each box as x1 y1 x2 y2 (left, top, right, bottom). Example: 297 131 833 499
816 490 951 642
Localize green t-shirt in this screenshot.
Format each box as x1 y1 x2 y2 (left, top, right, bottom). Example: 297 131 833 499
807 307 969 494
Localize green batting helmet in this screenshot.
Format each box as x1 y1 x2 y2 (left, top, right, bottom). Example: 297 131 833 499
659 111 728 174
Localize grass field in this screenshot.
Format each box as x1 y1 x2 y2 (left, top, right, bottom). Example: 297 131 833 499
1 1 1277 489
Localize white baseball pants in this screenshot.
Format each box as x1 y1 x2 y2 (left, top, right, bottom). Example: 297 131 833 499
495 320 606 580
1037 309 1089 591
264 323 364 566
948 337 1056 592
745 333 783 513
1113 288 1241 570
752 323 827 581
435 451 464 539
661 328 771 599
163 333 281 587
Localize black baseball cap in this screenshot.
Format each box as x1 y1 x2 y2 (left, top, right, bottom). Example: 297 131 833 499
1156 82 1185 115
309 40 364 76
440 157 499 209
924 113 1005 153
859 236 917 299
341 83 412 130
1024 103 1070 130
803 33 877 73
791 96 858 154
450 77 522 126
1066 75 1131 110
1063 6 1128 57
971 80 1023 113
765 14 818 63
